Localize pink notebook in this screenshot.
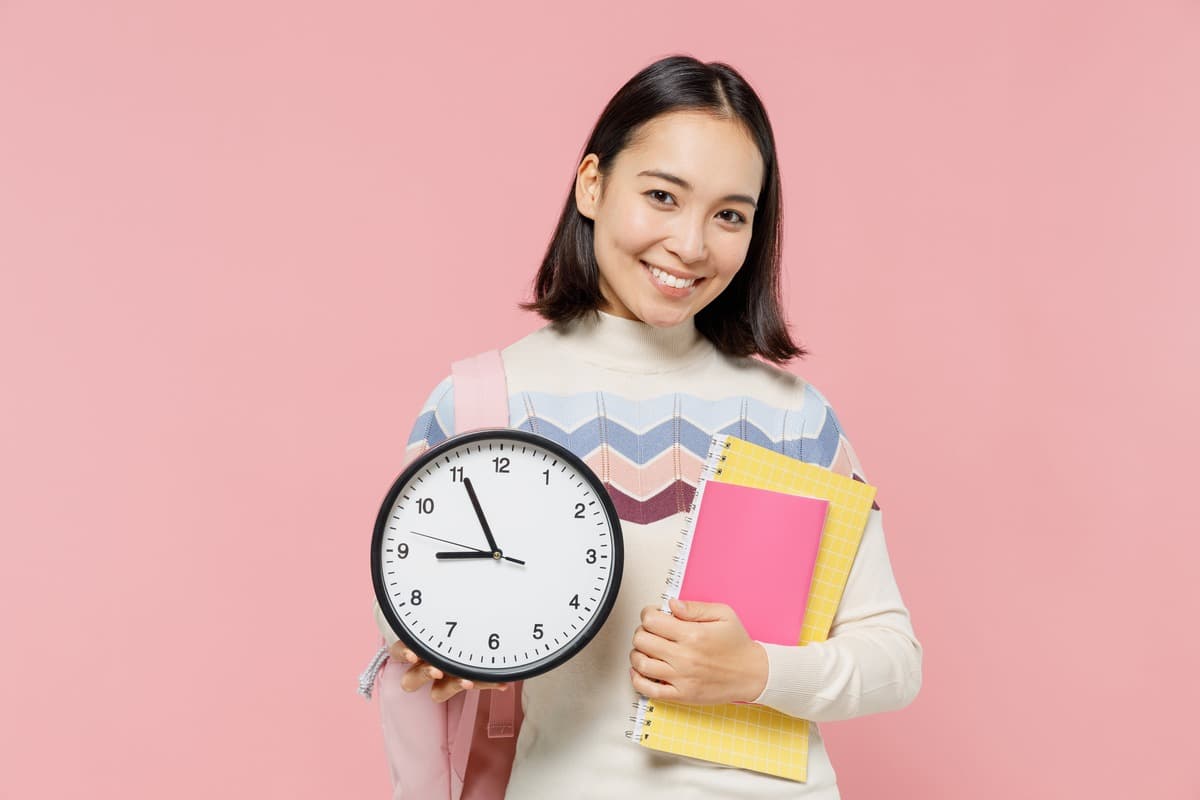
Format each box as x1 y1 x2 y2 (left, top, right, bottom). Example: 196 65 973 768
676 480 829 644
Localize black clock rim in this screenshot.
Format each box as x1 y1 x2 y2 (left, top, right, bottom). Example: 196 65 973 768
371 427 624 683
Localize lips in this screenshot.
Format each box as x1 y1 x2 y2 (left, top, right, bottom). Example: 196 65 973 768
640 260 704 284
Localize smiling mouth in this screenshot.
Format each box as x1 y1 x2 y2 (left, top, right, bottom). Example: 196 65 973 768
640 260 704 289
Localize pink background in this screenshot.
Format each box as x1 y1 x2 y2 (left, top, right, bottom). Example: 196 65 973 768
2 1 1197 797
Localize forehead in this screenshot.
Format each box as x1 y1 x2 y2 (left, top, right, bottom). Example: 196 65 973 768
618 111 764 197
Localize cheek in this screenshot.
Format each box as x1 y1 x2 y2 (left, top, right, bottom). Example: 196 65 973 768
709 238 751 281
606 202 661 254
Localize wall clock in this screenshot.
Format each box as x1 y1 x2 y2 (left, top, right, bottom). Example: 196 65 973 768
372 428 623 682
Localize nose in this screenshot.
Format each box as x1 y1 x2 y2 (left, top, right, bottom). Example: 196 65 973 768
665 211 708 264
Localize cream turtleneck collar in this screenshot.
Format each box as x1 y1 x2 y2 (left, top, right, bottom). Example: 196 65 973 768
547 308 716 374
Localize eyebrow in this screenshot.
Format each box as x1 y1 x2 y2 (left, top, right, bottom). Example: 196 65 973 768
637 169 758 209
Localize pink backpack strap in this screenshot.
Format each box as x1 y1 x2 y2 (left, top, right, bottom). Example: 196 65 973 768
447 349 521 800
487 689 516 737
451 349 509 434
450 690 481 789
367 349 519 800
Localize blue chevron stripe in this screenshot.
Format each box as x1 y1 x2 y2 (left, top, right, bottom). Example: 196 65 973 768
505 415 837 466
404 376 454 448
512 390 830 436
405 383 846 469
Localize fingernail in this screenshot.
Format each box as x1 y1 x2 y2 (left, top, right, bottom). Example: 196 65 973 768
460 679 474 689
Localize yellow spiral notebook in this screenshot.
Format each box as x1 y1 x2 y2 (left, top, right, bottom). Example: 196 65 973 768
625 434 878 782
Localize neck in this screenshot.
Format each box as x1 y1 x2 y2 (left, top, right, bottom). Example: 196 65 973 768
548 309 713 374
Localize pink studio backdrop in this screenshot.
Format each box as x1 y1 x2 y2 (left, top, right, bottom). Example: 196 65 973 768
2 2 1197 797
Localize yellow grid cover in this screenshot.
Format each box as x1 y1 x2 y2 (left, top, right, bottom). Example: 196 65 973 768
628 434 877 781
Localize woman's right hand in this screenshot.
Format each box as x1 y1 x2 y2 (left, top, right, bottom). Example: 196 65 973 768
389 641 511 703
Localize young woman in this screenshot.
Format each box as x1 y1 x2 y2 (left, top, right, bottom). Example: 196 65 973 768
373 54 922 798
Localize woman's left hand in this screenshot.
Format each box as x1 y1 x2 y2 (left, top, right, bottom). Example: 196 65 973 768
629 597 769 705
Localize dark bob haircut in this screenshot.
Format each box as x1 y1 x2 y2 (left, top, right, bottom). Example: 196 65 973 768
518 54 807 364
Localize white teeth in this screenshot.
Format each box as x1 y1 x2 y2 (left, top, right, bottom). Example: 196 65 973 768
645 263 696 288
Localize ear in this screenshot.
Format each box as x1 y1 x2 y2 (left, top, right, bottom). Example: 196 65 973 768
574 153 602 220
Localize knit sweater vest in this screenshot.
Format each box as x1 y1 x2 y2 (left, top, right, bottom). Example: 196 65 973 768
377 309 922 799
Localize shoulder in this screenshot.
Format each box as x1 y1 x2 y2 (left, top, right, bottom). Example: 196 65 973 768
713 351 874 491
710 349 835 415
405 373 455 448
406 324 544 447
499 320 557 357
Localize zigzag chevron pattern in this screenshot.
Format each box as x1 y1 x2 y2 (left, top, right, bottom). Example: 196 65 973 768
401 378 870 524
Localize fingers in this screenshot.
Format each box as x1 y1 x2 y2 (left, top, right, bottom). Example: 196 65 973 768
668 597 729 622
430 675 470 703
428 674 511 702
388 642 419 664
429 675 509 702
630 667 679 701
398 658 442 693
632 623 678 662
629 648 674 682
639 604 687 641
392 645 441 687
391 645 510 702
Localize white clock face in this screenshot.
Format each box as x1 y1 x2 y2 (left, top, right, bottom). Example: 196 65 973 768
372 429 623 681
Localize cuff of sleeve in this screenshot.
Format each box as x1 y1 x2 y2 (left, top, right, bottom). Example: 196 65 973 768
750 641 825 709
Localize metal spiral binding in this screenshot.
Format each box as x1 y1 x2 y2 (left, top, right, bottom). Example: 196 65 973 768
625 700 656 741
714 437 731 476
659 434 728 607
630 435 731 744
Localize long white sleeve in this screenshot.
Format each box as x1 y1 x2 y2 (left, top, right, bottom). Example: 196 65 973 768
374 598 400 648
750 507 923 722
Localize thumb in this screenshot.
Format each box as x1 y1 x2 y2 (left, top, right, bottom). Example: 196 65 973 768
669 597 725 621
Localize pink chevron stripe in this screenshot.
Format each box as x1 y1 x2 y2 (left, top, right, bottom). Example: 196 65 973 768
400 443 704 510
578 448 707 501
610 448 707 498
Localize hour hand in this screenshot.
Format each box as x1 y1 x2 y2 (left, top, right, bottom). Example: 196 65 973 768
436 549 527 566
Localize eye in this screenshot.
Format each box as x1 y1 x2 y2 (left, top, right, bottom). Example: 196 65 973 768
647 190 748 226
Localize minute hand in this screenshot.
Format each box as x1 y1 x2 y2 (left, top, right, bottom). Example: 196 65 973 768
462 477 501 553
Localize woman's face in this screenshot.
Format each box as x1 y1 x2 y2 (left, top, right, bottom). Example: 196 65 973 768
575 110 764 328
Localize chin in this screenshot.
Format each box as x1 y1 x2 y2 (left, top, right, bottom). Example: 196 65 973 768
635 305 693 328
